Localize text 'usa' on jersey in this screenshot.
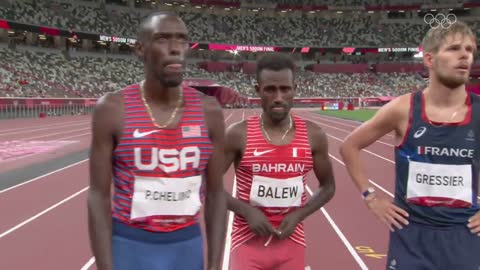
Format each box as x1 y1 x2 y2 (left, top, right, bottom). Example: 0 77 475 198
394 90 480 226
111 84 213 233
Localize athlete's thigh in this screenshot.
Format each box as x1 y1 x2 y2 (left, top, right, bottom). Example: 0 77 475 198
172 235 204 270
112 235 172 270
274 239 305 270
113 234 203 270
386 225 436 270
443 227 480 270
229 238 266 270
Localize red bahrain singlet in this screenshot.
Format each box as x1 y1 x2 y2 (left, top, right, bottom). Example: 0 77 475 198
231 115 314 251
111 83 213 232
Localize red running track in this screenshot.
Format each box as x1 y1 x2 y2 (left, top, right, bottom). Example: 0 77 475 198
0 109 409 270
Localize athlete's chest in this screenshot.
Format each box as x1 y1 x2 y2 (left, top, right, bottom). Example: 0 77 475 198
406 124 477 160
240 144 313 174
117 125 213 173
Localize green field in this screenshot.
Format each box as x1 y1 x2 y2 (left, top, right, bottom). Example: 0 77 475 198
314 109 378 122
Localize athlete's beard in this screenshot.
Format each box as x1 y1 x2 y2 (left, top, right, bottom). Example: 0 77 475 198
437 72 468 89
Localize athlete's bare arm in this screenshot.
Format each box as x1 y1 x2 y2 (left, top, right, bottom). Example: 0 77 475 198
339 94 411 231
202 95 228 270
223 121 276 236
276 121 336 239
87 92 124 270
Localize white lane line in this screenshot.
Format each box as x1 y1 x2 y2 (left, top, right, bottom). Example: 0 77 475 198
221 176 237 270
306 185 369 270
0 122 89 136
299 112 394 147
327 154 394 198
80 257 96 270
0 120 89 134
312 112 395 138
0 159 89 194
22 127 90 140
0 187 89 239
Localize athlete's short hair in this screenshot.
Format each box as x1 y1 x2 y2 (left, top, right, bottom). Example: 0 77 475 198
421 20 477 54
256 53 296 83
137 11 179 42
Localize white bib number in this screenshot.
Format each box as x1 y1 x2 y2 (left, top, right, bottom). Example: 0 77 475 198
249 175 304 208
130 175 202 220
406 161 473 207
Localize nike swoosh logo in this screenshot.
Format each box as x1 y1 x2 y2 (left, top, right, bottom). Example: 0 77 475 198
253 149 275 156
133 129 159 138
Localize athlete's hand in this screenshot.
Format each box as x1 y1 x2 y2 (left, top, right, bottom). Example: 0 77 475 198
244 207 276 237
366 196 409 232
276 211 303 239
467 211 480 236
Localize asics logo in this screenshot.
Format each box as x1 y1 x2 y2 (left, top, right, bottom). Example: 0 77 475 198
253 149 275 156
413 127 427 139
133 129 159 138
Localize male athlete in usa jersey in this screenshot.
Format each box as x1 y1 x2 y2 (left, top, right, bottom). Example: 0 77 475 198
224 53 336 270
87 12 226 270
340 21 480 270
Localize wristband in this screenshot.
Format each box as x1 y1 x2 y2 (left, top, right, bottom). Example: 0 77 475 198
361 187 376 200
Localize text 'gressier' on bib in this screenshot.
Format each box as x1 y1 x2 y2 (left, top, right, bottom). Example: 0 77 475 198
406 160 473 208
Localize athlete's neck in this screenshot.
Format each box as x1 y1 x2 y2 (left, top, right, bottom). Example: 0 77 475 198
423 79 467 108
142 78 182 106
262 113 291 131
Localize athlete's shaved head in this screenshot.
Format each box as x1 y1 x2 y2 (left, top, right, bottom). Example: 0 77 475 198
134 11 189 88
137 11 179 42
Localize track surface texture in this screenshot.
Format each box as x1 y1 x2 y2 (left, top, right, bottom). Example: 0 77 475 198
0 109 415 270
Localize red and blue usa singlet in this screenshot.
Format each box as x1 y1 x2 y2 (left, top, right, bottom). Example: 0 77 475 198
111 83 213 232
231 115 314 251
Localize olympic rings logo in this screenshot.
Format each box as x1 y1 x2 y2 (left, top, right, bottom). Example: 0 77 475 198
424 13 457 29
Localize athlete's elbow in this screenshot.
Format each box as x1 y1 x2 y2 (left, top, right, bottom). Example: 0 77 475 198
339 138 358 161
324 179 336 202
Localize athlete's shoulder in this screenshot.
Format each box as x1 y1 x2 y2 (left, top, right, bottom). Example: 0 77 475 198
226 119 247 137
303 119 324 135
225 119 247 149
303 119 327 149
95 90 123 112
374 92 414 122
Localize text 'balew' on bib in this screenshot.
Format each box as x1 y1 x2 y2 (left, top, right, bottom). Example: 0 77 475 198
249 175 304 208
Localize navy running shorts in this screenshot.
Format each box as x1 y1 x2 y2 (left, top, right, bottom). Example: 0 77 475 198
386 222 480 270
112 219 204 270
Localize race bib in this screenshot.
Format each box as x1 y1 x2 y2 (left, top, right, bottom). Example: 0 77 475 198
249 175 304 208
130 175 202 220
406 161 473 208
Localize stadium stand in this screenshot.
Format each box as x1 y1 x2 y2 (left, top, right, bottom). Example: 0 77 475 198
0 0 479 103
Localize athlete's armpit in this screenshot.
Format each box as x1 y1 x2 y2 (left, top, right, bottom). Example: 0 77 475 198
87 92 123 270
306 121 335 193
201 95 227 270
224 120 246 173
291 121 335 221
342 93 410 150
202 96 226 191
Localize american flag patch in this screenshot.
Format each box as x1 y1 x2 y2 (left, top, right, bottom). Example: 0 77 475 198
182 125 201 137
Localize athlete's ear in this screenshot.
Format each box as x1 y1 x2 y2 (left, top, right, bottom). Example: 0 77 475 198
255 84 260 95
135 41 145 62
423 51 434 69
